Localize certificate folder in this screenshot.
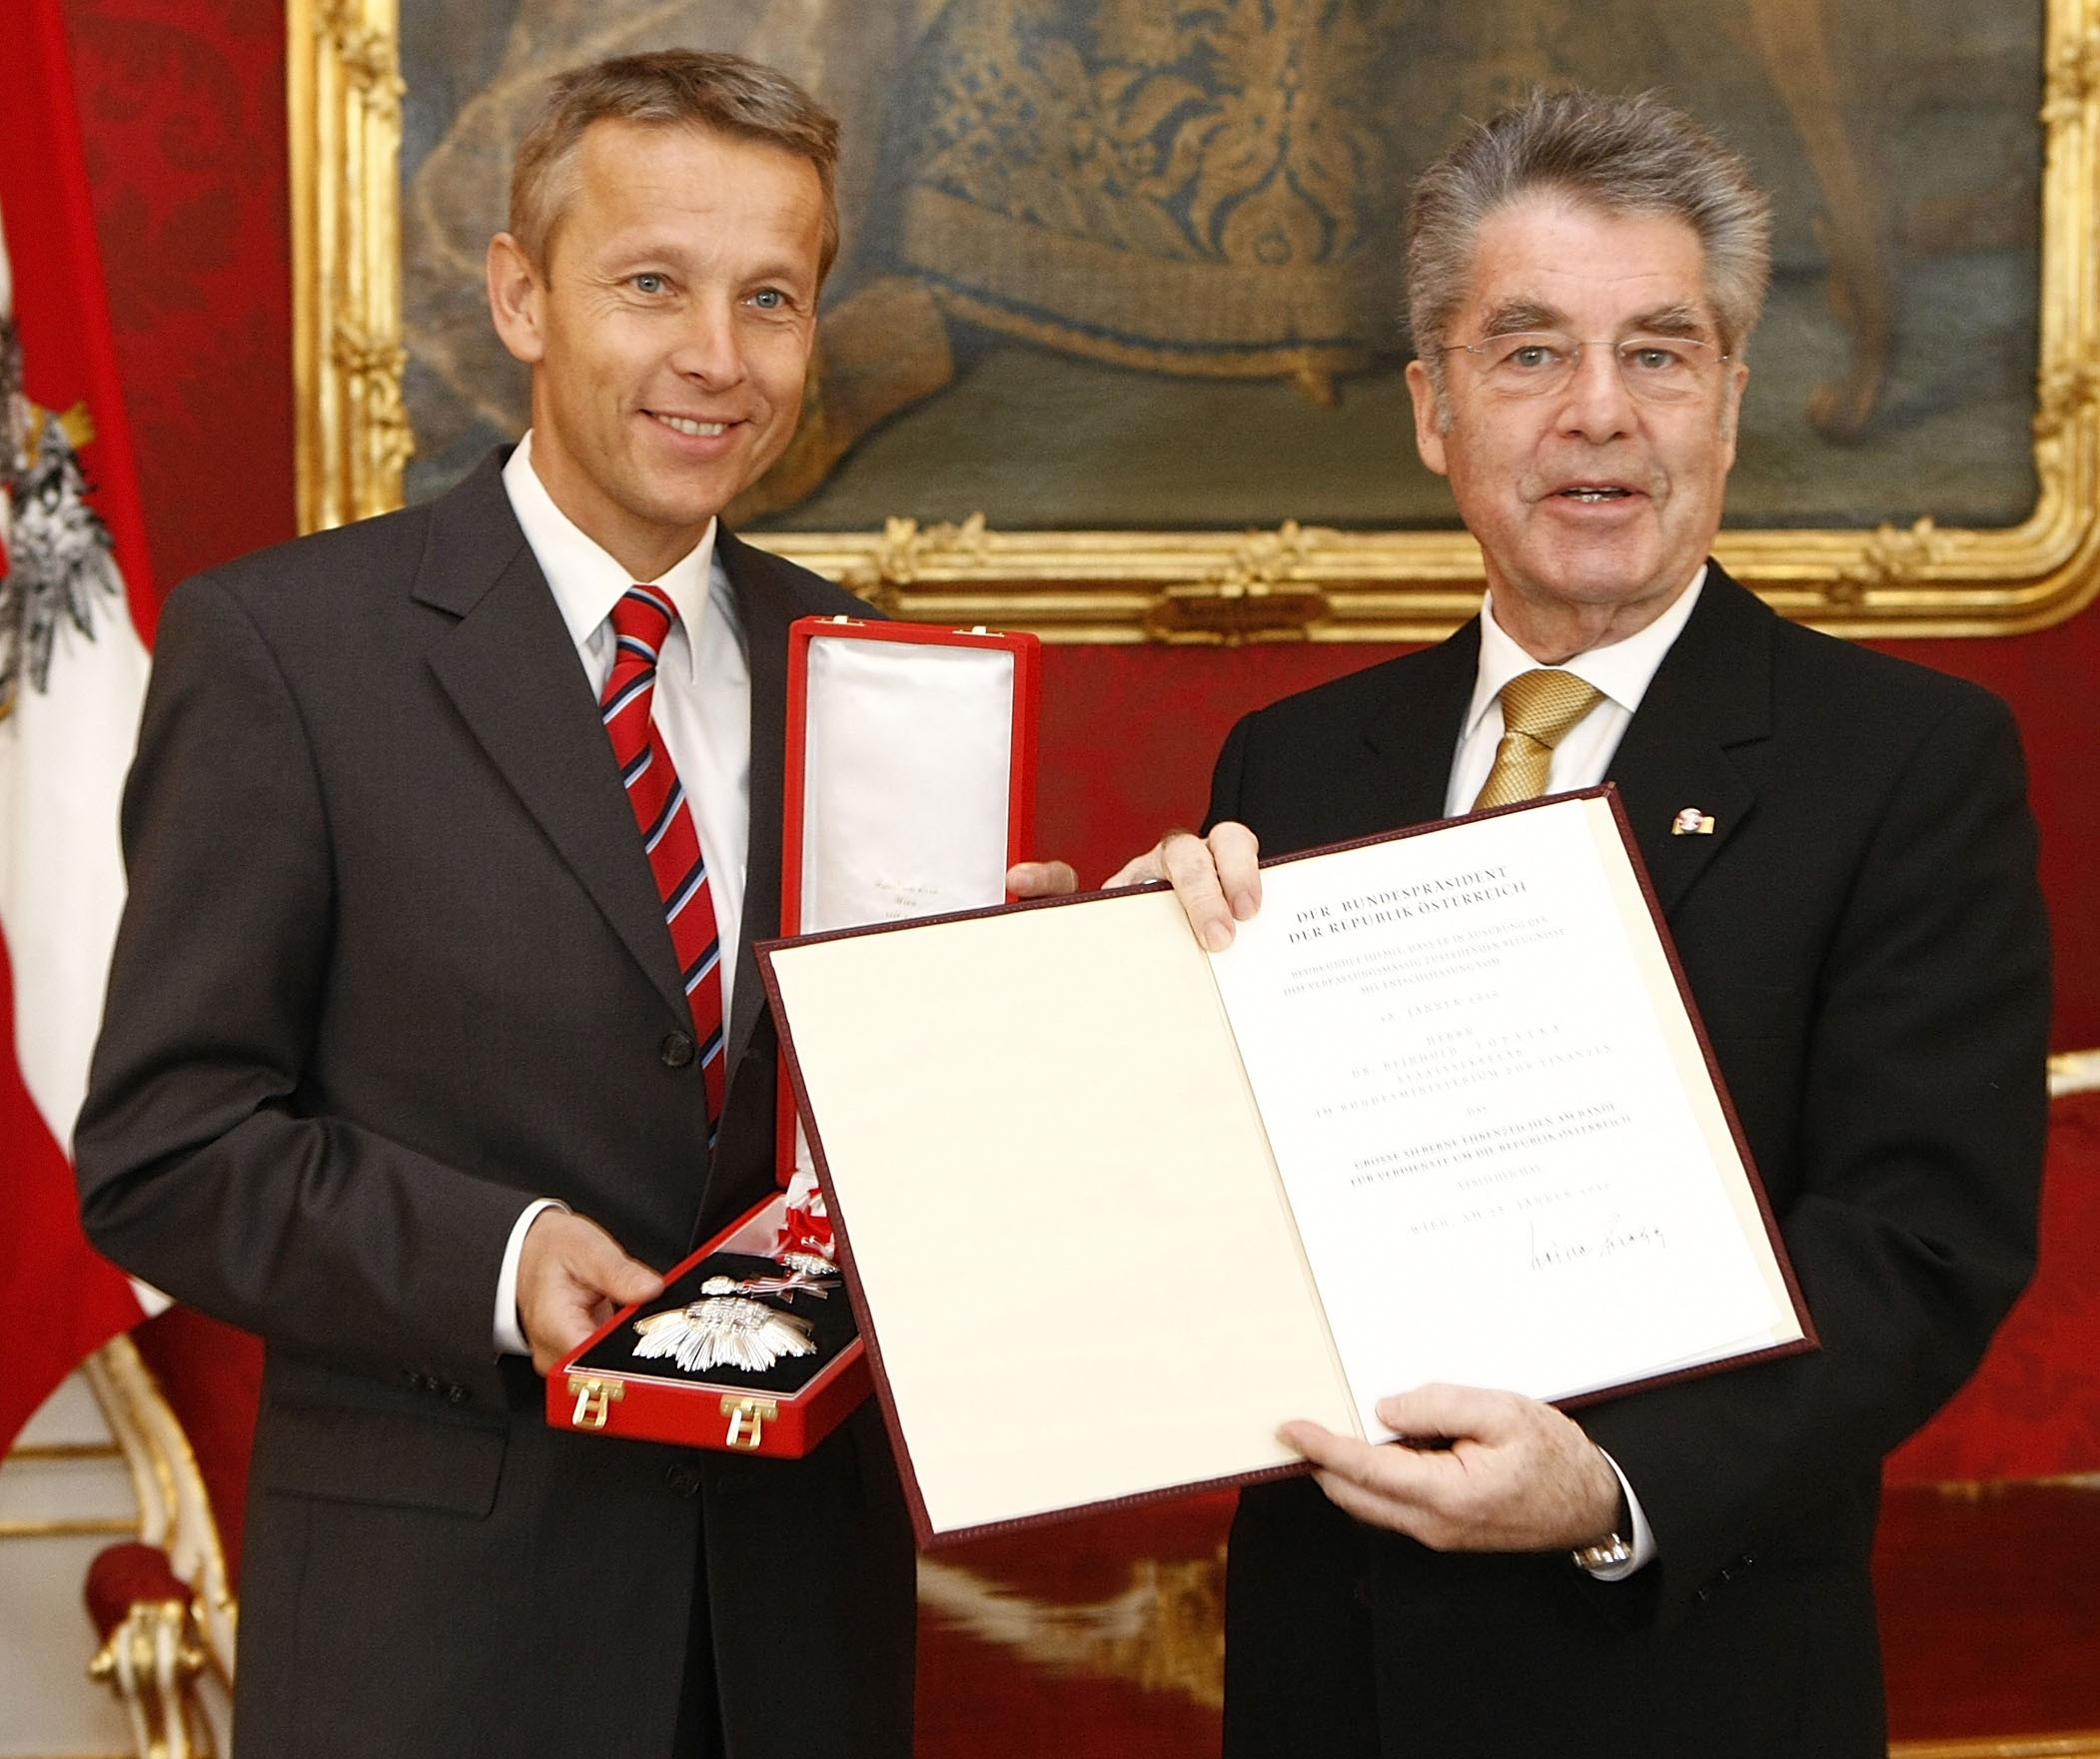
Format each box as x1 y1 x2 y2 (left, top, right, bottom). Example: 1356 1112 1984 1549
757 789 1814 1547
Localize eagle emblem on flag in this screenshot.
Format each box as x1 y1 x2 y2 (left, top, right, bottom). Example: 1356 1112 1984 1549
0 312 124 720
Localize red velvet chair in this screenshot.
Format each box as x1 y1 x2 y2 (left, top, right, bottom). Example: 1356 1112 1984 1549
75 1308 259 1756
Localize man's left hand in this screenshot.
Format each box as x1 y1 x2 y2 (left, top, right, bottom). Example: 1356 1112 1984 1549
1105 824 1262 950
1283 1382 1621 1552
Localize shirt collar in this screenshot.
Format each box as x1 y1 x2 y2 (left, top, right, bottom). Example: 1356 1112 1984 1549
502 432 718 685
1464 564 1707 741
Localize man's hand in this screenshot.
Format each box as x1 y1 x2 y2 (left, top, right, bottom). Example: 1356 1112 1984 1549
1105 823 1263 950
1282 1383 1622 1552
1005 859 1078 900
517 1209 665 1375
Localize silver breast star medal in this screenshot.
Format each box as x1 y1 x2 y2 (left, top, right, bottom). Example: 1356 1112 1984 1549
633 1294 815 1374
629 1268 840 1374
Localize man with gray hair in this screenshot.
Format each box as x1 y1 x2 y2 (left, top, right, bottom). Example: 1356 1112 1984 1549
76 49 1038 1759
1120 88 2048 1755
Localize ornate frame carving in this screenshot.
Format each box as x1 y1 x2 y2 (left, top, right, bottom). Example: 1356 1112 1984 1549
289 0 2100 642
288 0 413 537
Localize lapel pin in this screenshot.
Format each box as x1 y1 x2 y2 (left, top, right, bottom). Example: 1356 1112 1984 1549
1671 807 1715 837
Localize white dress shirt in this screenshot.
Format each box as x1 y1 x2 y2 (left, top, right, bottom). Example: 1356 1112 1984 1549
1445 567 1706 819
492 433 753 1355
1440 567 1708 1576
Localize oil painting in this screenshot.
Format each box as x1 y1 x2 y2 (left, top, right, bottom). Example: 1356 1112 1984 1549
398 0 2041 538
284 0 2095 635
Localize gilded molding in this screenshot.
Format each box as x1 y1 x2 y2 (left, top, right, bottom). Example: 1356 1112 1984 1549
289 0 411 534
1826 518 1956 607
850 514 992 598
81 1336 238 1681
916 1551 1226 1712
300 0 2100 640
2043 24 2100 121
2048 1048 2100 1095
1142 522 1338 645
2036 363 2100 441
0 1515 139 1538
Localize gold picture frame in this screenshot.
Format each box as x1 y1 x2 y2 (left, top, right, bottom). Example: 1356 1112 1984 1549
289 0 2100 643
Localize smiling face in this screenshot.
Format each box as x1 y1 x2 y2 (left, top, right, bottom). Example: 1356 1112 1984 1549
486 119 824 580
1405 196 1748 660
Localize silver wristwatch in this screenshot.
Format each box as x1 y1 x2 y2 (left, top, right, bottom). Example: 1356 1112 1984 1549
1571 1530 1634 1571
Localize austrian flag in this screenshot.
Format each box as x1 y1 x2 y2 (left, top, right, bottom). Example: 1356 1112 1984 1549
0 0 162 1453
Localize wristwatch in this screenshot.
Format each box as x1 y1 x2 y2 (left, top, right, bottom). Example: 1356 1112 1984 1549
1571 1530 1634 1571
1572 1475 1635 1571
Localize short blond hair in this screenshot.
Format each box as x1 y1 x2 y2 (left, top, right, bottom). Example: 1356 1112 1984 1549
510 50 841 280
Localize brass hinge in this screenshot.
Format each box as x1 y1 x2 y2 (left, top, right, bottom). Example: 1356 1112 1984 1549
565 1375 625 1430
720 1395 780 1451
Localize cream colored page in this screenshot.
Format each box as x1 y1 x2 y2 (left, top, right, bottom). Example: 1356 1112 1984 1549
768 889 1356 1539
1208 797 1799 1437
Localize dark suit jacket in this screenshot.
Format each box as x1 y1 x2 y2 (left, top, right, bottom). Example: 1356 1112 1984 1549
75 451 913 1759
1209 566 2049 1759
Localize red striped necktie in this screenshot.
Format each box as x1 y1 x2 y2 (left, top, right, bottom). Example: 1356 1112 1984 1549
601 585 726 1139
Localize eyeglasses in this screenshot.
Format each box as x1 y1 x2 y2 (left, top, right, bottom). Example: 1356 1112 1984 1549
1441 331 1730 404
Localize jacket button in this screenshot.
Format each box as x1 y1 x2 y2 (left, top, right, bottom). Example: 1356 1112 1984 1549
660 1031 695 1068
665 1460 703 1497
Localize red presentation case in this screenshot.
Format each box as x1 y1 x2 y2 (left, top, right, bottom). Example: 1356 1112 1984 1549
550 1191 871 1455
547 614 1040 1457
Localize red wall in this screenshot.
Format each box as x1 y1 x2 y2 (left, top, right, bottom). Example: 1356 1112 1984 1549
63 0 296 618
59 1 2100 1051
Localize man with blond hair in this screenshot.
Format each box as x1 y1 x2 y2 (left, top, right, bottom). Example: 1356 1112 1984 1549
77 51 979 1758
1124 88 2048 1756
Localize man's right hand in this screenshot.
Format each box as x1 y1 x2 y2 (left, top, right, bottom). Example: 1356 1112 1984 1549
517 1209 664 1375
1106 822 1264 950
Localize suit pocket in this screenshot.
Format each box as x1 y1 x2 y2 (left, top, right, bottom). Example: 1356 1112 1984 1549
251 1400 507 1518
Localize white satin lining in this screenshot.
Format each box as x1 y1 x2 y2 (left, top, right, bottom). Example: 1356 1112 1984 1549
799 637 1016 934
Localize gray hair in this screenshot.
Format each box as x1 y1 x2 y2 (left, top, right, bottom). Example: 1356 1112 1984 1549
1407 89 1772 402
510 50 841 282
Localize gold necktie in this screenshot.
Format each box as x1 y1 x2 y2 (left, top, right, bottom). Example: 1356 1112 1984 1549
1471 670 1605 811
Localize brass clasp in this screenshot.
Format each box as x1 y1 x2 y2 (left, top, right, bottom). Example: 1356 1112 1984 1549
566 1375 625 1429
720 1396 779 1451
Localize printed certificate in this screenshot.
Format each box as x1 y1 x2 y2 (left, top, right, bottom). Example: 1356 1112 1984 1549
758 790 1811 1546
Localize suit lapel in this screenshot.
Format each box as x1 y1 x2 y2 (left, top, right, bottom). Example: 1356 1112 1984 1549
416 454 693 1026
1360 620 1482 830
1604 564 1773 915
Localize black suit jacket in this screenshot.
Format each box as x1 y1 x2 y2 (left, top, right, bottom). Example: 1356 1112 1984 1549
76 451 912 1758
1210 566 2049 1758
